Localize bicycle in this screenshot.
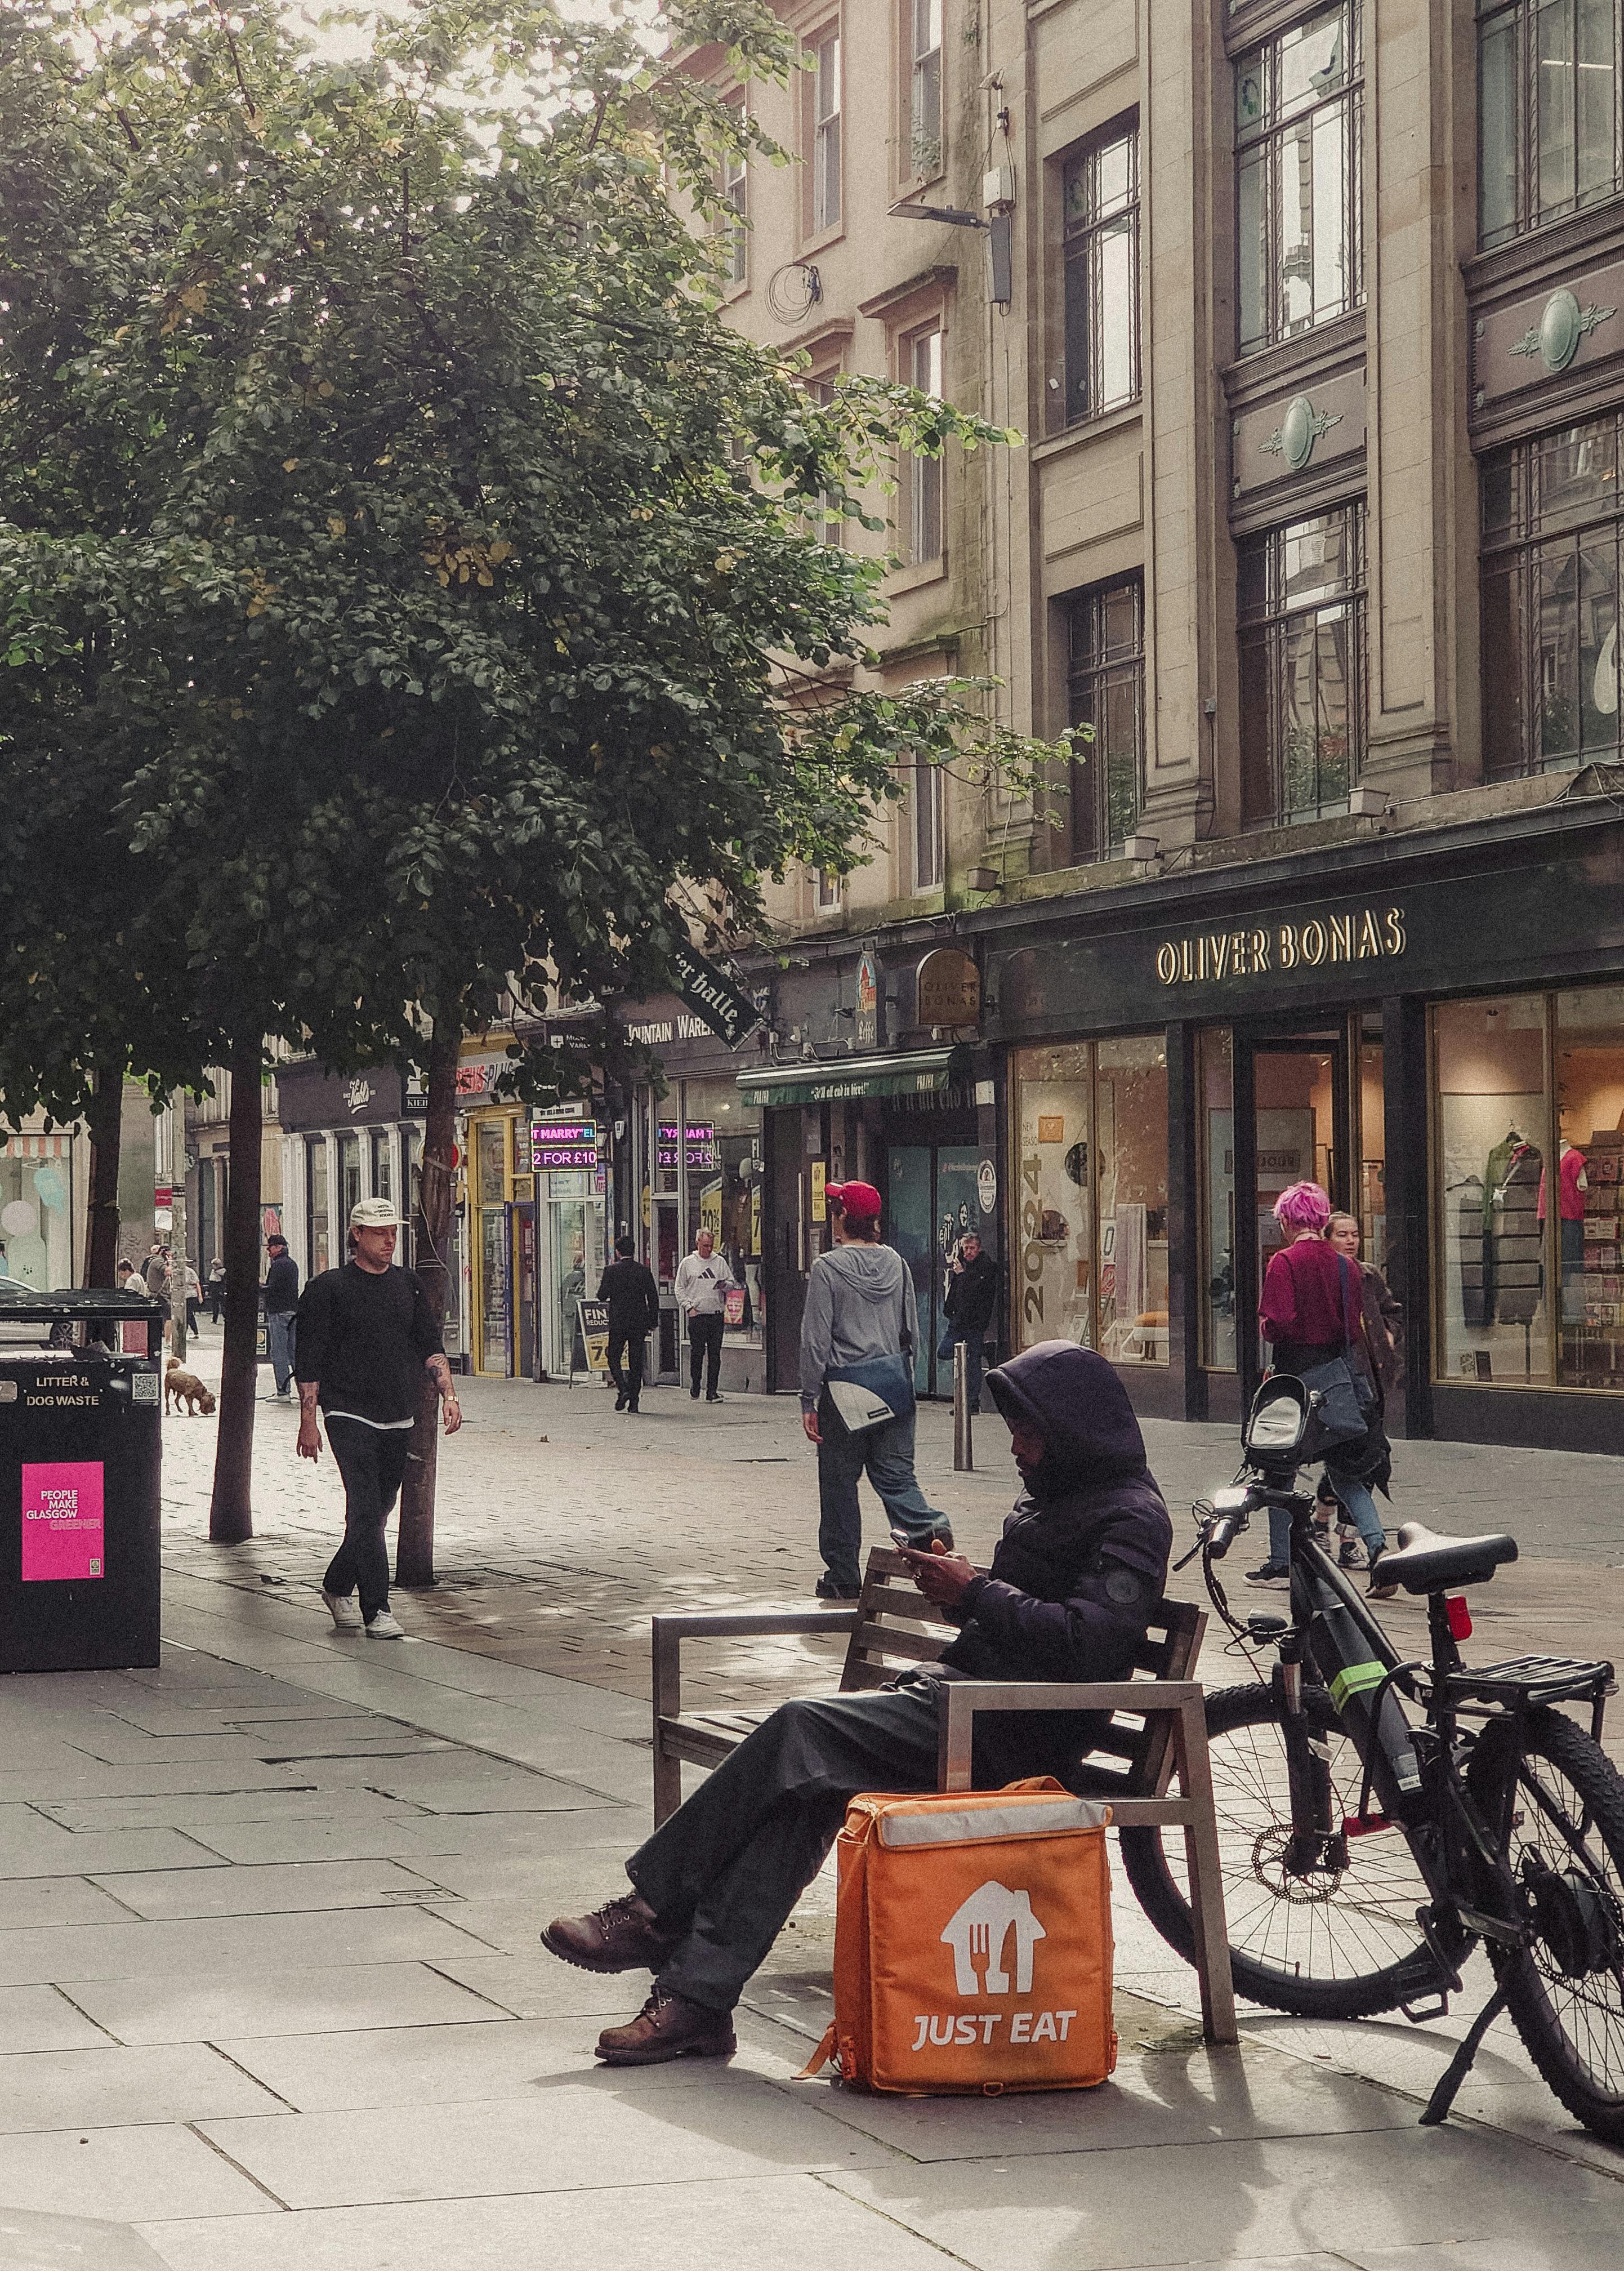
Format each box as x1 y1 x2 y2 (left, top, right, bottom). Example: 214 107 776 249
1119 1373 1624 2141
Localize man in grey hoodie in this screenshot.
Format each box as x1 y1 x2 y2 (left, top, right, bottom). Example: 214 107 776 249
800 1181 952 1599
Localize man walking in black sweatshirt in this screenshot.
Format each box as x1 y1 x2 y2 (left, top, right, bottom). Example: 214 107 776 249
293 1198 461 1638
597 1235 660 1413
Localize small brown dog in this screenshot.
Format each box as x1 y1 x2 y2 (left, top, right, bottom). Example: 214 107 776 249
164 1359 217 1417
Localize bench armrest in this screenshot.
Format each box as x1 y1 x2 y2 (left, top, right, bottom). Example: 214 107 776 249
934 1678 1207 1792
652 1609 860 1724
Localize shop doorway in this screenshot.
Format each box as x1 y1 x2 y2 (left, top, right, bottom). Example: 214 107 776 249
888 1144 984 1396
1223 1019 1384 1408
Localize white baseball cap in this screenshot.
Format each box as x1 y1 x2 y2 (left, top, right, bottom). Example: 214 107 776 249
350 1198 403 1231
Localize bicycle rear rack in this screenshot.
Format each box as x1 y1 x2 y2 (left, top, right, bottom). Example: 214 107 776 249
1441 1654 1616 1709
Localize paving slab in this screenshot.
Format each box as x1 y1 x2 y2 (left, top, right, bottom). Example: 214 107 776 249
0 2043 286 2134
194 2078 899 2208
0 1905 486 1988
136 2172 963 2271
37 1791 434 1836
0 2206 175 2270
0 1985 115 2055
826 2123 1624 2270
0 1881 142 1932
0 2123 276 2223
86 1860 454 1922
60 1961 512 2047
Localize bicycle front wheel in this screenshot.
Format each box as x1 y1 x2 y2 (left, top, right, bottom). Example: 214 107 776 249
1120 1681 1460 2019
1468 1704 1624 2145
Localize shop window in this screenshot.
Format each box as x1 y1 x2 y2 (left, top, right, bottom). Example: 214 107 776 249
1199 1029 1237 1370
1433 995 1552 1386
305 1138 329 1277
0 1141 72 1292
1478 0 1622 250
902 324 944 566
1063 117 1140 424
1480 415 1623 782
1555 988 1624 1388
371 1129 392 1205
1235 2 1363 355
1067 575 1144 859
660 1077 765 1348
906 0 943 180
1238 502 1367 826
807 23 842 234
336 1131 362 1234
1012 1038 1169 1365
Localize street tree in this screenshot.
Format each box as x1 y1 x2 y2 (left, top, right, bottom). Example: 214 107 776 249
0 0 1073 1556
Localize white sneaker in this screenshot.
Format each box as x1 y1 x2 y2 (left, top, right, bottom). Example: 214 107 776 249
364 1611 405 1639
322 1589 363 1632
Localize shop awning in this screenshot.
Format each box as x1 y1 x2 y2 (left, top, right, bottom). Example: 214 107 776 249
737 1047 967 1110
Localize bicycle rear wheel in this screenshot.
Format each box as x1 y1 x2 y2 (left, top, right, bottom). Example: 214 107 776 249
1120 1681 1461 2019
1468 1705 1624 2145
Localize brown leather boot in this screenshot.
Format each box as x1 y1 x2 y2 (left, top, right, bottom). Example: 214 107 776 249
540 1891 680 1975
596 1986 737 2067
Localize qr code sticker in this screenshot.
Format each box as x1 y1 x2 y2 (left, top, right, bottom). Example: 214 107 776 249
131 1370 159 1405
88 1559 102 1577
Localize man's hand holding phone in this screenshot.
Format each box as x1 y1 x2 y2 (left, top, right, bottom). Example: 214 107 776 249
895 1535 978 1606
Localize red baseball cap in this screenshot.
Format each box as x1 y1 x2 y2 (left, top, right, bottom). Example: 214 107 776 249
826 1180 882 1220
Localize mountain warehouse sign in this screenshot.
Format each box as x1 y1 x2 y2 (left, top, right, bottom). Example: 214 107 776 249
1155 904 1407 986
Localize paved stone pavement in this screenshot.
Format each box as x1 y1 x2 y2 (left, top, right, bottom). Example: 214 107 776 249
0 1334 1615 2266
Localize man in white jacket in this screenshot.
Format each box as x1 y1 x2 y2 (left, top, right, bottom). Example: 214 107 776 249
673 1229 735 1404
799 1181 951 1598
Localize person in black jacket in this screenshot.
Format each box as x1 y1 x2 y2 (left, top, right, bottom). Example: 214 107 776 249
597 1235 660 1414
541 1339 1171 2066
938 1230 998 1412
262 1234 300 1400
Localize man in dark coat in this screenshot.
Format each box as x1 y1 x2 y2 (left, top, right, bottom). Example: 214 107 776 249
597 1234 660 1414
939 1229 998 1413
541 1340 1171 2066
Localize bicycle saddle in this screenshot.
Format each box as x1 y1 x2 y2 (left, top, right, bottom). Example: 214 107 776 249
1375 1520 1518 1595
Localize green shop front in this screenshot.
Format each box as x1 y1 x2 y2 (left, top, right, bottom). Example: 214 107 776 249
738 1044 1001 1401
981 798 1624 1451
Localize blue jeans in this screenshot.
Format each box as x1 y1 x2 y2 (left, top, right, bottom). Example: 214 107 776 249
936 1324 985 1409
266 1311 296 1395
1269 1473 1387 1568
815 1397 946 1590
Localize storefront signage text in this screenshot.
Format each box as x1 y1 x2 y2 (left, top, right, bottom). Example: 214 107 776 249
530 1121 600 1170
624 1012 718 1048
1155 905 1407 987
657 1123 717 1170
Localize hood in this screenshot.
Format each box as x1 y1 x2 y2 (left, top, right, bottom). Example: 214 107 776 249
983 1339 1149 1500
823 1242 909 1302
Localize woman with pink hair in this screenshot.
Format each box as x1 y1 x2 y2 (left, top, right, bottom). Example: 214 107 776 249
1245 1181 1394 1596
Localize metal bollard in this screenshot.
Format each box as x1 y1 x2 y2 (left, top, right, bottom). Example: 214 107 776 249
952 1338 973 1471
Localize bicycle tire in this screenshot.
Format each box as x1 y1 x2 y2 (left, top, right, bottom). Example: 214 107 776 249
1120 1681 1462 2019
1467 1704 1624 2145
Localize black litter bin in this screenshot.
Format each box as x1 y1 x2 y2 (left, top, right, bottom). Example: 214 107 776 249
0 1289 163 1672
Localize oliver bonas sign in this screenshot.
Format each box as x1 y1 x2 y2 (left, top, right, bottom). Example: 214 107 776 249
1154 904 1407 988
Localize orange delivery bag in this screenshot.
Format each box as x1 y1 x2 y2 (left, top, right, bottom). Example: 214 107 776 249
801 1778 1115 2095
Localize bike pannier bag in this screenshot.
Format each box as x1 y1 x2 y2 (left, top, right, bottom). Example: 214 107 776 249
800 1779 1115 2095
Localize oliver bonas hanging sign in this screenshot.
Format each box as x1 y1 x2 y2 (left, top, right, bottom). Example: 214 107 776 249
1154 904 1407 987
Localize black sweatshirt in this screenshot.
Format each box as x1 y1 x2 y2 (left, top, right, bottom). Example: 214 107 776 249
293 1263 444 1428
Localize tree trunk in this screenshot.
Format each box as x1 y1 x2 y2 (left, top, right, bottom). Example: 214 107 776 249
83 1062 124 1289
209 1041 262 1544
396 1016 460 1587
168 1089 190 1366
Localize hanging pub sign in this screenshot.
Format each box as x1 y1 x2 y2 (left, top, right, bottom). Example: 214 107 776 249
667 941 763 1049
856 947 882 1049
916 946 981 1027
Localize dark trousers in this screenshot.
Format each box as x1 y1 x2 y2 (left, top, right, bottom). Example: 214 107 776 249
629 1685 947 2015
323 1419 412 1621
608 1326 645 1409
688 1311 725 1397
815 1395 944 1590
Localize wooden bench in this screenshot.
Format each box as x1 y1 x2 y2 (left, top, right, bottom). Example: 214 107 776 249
650 1544 1236 2043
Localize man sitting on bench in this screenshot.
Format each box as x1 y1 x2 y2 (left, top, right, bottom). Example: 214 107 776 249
542 1339 1172 2066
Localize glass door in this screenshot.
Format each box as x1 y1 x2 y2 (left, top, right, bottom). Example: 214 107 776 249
1233 1024 1352 1406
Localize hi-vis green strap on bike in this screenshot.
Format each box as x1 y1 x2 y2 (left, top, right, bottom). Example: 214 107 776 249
1121 1375 1624 2142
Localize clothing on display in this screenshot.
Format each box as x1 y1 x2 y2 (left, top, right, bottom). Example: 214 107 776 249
1489 1139 1543 1329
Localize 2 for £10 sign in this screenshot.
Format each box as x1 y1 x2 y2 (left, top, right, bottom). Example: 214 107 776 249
21 1462 105 1582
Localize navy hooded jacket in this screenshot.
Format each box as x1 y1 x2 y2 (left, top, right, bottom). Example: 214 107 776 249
935 1341 1173 1785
